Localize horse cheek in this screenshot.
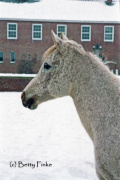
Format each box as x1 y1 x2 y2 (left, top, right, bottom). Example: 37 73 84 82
48 77 69 98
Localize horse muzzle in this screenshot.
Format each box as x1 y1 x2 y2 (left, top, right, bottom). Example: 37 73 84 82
21 91 38 110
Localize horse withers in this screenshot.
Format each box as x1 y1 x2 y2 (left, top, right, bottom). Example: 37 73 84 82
21 30 120 180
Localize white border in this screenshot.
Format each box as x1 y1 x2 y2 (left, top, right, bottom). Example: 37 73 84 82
32 24 42 40
7 23 17 40
81 25 91 42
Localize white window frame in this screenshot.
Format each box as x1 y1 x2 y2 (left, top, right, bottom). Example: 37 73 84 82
104 26 114 42
0 52 4 63
10 52 15 63
57 25 67 37
32 24 42 40
81 25 91 42
7 23 17 40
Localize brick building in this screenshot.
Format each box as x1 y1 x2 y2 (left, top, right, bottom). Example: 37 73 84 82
0 0 120 74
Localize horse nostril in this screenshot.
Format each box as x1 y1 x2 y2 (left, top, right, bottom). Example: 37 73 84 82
21 91 25 101
27 98 35 109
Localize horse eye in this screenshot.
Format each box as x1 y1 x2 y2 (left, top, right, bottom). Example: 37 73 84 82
44 62 52 70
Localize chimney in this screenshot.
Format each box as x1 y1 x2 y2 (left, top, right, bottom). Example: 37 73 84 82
106 0 113 5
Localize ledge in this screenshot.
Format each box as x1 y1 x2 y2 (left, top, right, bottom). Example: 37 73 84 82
0 73 36 77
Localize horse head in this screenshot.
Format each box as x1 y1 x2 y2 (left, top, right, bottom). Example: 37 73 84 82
21 31 85 110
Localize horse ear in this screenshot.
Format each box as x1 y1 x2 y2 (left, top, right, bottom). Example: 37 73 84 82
51 30 64 53
51 30 62 45
61 32 68 41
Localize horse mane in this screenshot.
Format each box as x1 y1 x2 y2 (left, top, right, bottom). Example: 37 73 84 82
87 51 111 73
67 40 111 73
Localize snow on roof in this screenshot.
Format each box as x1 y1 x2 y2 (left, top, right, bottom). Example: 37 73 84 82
0 0 120 23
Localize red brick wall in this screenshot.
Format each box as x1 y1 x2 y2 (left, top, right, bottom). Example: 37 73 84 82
0 20 119 73
0 76 33 91
68 23 120 62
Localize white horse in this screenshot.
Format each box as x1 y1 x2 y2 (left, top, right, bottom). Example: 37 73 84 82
21 31 120 180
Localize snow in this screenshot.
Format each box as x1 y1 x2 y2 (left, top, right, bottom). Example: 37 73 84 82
0 92 98 180
0 73 36 77
0 0 119 23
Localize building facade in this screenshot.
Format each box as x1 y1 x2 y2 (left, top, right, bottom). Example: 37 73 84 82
0 0 120 74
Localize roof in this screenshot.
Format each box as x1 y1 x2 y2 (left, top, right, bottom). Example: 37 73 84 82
0 0 120 23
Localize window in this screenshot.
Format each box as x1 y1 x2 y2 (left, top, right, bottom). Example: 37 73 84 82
57 25 67 37
32 24 42 40
81 25 91 41
7 23 17 39
104 26 114 42
10 52 15 63
0 52 4 63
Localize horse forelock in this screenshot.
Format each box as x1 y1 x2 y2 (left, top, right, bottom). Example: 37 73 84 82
42 45 57 63
41 40 105 68
42 40 86 63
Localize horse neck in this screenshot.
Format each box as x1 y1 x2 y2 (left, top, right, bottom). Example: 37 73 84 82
70 52 120 140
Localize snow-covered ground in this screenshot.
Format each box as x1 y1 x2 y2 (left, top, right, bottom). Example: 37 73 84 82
0 92 98 180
